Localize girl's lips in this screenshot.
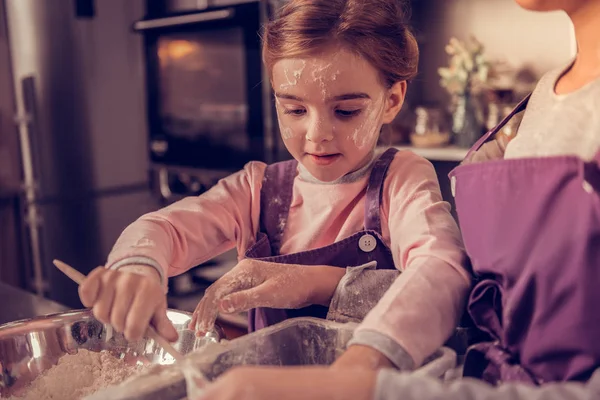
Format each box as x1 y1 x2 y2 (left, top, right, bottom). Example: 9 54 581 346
309 153 341 166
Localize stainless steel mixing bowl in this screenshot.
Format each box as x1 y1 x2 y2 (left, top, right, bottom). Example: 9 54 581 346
90 317 457 400
0 309 220 398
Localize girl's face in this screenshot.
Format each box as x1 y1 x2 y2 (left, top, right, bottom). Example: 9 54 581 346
272 47 406 182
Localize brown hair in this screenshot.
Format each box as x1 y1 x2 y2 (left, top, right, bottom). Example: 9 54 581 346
262 0 419 88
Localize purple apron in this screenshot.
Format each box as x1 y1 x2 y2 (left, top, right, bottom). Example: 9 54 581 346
244 148 398 332
450 96 600 384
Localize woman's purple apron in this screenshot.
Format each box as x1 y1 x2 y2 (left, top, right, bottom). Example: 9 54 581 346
450 96 600 384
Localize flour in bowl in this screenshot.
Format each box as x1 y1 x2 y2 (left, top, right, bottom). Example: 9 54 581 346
7 349 144 400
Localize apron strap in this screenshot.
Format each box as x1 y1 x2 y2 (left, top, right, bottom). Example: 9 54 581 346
585 150 600 194
464 94 532 160
259 159 298 255
364 148 399 233
594 150 600 168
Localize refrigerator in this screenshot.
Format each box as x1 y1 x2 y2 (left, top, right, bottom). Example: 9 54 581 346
3 0 160 307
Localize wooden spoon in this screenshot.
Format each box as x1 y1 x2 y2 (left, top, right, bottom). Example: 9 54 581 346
53 259 184 361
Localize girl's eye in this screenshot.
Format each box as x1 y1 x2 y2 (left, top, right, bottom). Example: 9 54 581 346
283 108 306 116
335 109 362 118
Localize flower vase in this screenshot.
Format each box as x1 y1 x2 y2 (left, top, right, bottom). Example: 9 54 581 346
452 93 483 148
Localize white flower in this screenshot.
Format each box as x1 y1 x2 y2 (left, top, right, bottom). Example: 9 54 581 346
464 56 474 72
438 67 452 79
438 36 489 97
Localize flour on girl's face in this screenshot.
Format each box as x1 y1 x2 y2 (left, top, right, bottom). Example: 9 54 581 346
271 48 392 183
310 61 334 98
280 124 295 140
350 93 386 149
275 97 299 139
276 57 383 145
278 60 307 90
309 51 342 100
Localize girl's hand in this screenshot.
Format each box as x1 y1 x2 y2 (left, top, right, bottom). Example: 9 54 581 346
190 259 346 334
194 366 376 400
78 265 178 342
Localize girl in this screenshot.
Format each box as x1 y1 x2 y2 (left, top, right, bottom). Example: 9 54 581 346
194 0 600 399
78 0 470 377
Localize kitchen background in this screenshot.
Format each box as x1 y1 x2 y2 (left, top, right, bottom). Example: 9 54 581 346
0 0 575 330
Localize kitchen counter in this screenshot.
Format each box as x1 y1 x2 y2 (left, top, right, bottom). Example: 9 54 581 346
0 282 68 326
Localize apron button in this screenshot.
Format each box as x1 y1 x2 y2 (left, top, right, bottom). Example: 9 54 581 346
359 234 377 253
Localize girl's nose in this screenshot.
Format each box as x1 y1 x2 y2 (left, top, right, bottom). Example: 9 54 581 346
306 115 334 143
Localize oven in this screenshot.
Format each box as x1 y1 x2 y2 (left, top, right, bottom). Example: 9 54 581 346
136 0 287 201
135 1 288 321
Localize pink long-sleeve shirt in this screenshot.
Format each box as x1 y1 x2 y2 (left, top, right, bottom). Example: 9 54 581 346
106 149 471 366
